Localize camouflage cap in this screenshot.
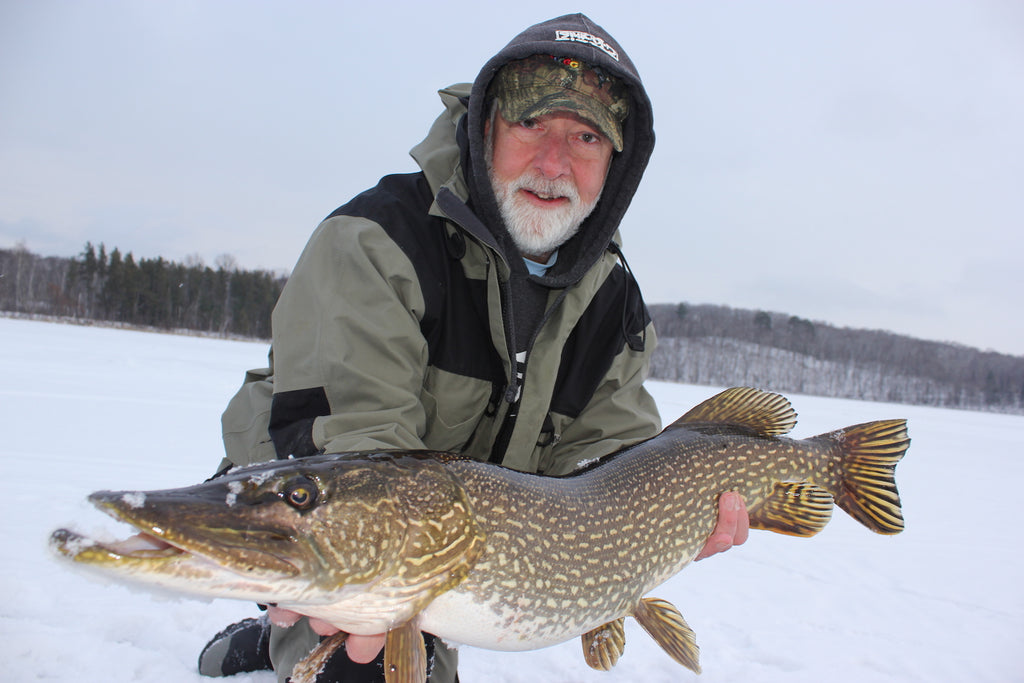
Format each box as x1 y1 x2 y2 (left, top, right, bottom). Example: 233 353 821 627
488 54 630 152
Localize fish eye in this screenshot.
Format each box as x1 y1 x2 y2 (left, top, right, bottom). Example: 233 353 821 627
283 477 318 511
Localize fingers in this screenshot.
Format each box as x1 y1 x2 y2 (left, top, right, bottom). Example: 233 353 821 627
695 491 749 561
308 617 341 637
268 607 380 662
345 634 387 664
267 605 302 628
268 607 340 636
733 491 750 546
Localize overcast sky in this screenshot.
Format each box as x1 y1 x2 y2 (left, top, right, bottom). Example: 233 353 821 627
3 1 1022 356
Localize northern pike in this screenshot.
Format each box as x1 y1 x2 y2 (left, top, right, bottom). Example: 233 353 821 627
51 387 909 682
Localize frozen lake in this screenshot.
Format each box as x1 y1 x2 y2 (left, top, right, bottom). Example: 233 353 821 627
2 317 1021 681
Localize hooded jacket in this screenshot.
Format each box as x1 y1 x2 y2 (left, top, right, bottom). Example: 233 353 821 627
220 13 660 478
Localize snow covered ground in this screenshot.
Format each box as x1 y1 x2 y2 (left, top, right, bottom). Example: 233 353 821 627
2 317 1022 682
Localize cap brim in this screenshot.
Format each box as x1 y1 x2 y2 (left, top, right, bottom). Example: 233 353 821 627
498 86 623 152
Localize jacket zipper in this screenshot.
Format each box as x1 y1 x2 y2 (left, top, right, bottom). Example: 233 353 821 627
488 286 571 464
434 189 524 462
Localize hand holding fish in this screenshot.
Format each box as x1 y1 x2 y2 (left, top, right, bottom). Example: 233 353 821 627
695 491 750 561
267 606 385 664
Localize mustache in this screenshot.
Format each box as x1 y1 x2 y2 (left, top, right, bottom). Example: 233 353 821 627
507 174 581 203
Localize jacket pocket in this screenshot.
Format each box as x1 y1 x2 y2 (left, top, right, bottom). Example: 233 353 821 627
419 367 491 452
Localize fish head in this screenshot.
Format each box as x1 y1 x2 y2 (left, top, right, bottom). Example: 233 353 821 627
50 452 485 614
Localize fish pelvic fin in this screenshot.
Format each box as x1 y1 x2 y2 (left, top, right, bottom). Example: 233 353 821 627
384 621 428 683
582 617 626 671
829 419 910 534
632 597 701 674
673 387 797 437
749 482 834 537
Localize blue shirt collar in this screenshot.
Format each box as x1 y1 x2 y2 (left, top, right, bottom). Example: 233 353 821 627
523 250 558 277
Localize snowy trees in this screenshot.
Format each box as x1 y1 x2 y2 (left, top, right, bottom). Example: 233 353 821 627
648 304 1024 414
0 243 284 339
2 245 1020 413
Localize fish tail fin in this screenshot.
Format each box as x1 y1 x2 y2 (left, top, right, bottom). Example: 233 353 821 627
828 419 910 534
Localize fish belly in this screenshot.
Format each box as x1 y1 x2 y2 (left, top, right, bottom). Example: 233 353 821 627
419 587 600 652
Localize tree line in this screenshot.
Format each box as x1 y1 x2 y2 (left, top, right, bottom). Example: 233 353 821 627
648 303 1024 414
1 243 284 339
3 244 1022 414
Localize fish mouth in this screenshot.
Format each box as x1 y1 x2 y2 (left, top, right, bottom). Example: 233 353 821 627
51 527 188 565
50 490 301 578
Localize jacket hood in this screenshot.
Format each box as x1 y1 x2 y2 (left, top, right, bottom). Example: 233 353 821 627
460 13 655 288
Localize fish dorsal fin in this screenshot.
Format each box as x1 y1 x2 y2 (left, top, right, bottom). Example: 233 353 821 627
632 597 701 674
672 387 797 437
581 617 626 671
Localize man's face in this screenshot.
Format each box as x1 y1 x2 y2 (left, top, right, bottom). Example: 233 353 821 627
486 109 614 260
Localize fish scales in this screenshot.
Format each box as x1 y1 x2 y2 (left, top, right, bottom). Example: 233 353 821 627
50 387 909 682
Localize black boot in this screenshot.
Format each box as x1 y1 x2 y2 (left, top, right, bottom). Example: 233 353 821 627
198 614 273 677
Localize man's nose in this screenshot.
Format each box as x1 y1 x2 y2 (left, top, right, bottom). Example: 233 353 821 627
533 136 572 179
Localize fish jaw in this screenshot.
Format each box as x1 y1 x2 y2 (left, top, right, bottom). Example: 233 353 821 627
48 526 306 602
48 459 395 604
89 486 304 575
48 482 318 604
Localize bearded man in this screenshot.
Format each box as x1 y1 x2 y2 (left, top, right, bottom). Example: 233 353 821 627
200 13 748 683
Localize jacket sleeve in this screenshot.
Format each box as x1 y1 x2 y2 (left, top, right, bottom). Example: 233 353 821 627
220 364 277 470
541 322 661 476
267 214 433 456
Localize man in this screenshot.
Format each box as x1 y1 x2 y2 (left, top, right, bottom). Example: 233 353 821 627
200 13 748 683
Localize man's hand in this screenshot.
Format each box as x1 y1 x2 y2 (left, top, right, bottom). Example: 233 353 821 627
266 606 385 664
695 491 749 561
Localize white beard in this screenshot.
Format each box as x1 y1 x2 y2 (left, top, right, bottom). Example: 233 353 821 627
489 170 600 258
485 131 602 258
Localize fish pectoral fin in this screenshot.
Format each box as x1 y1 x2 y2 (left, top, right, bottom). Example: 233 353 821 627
383 620 428 683
581 617 626 671
749 481 834 537
632 597 701 674
289 631 349 683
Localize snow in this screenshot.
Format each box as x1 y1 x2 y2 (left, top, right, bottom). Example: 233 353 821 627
2 317 1022 682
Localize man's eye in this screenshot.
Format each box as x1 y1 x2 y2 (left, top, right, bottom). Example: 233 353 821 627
580 132 600 144
519 118 539 129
